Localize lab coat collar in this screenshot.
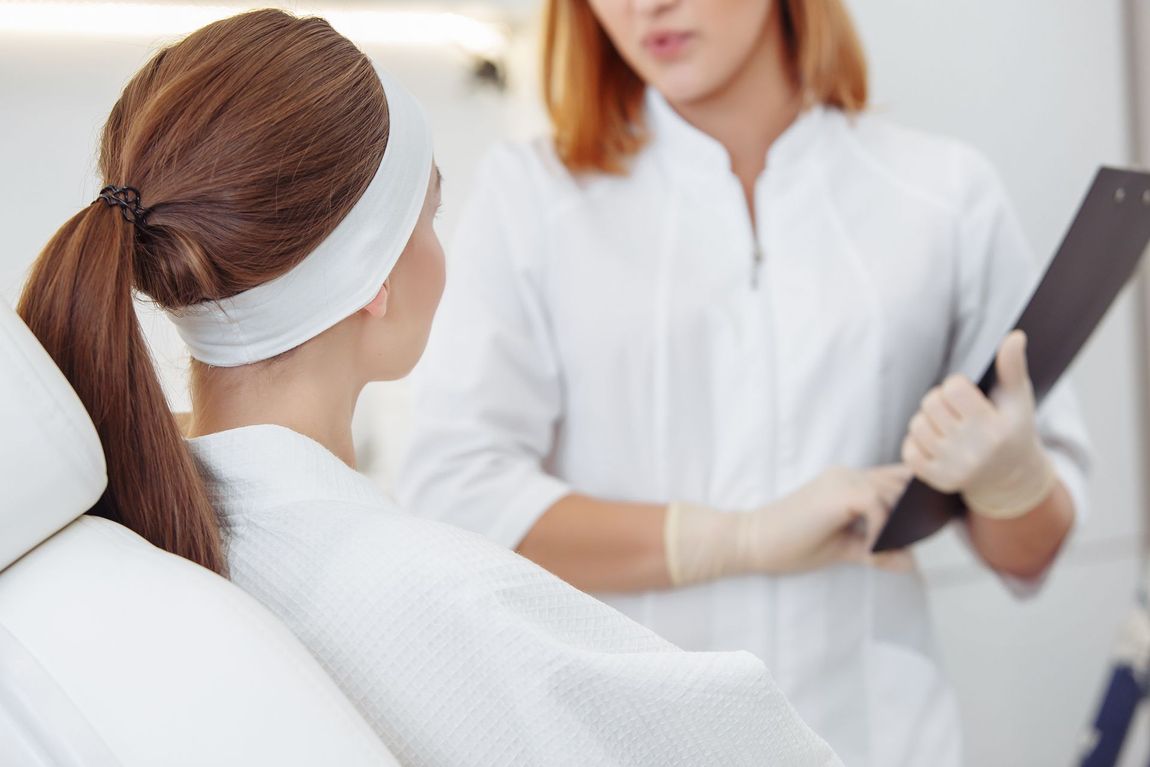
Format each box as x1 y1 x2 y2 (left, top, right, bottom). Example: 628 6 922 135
644 87 829 182
188 424 385 518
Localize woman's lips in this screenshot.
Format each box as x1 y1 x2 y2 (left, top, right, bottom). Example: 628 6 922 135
642 31 695 61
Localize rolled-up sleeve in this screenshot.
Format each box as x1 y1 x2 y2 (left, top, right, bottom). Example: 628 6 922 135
944 147 1093 593
398 146 571 549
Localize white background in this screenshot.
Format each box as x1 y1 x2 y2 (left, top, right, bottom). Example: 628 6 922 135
0 2 1146 764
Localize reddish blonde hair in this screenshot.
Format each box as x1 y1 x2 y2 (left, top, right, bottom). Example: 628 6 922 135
542 0 869 174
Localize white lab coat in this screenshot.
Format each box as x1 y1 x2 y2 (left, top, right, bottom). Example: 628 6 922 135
399 91 1092 765
189 424 840 767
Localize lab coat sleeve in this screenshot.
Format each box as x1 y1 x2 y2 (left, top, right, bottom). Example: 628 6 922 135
944 148 1093 593
398 146 572 548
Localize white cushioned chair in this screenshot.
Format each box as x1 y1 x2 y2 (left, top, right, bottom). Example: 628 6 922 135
0 299 399 766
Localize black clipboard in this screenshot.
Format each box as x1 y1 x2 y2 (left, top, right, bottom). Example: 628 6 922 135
873 167 1150 552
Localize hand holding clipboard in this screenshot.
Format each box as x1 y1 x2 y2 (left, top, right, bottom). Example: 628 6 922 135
874 167 1150 551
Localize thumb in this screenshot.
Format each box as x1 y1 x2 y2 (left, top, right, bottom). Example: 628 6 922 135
995 330 1031 396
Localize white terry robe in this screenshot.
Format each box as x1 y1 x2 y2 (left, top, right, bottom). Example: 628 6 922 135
188 424 840 767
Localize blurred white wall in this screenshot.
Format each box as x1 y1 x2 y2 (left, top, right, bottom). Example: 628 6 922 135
843 1 1148 765
0 2 1147 765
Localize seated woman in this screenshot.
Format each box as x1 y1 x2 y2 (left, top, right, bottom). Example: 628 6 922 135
16 9 855 765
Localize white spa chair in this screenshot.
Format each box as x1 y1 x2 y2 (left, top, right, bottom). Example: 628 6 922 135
0 299 400 767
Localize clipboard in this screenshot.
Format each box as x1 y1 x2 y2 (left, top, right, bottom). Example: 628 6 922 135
873 167 1150 552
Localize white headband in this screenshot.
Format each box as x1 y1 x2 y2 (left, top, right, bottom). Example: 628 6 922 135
167 68 434 367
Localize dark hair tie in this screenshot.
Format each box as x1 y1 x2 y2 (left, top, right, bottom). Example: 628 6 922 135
95 185 152 227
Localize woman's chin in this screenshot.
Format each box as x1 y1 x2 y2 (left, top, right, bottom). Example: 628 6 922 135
651 72 724 109
369 351 422 383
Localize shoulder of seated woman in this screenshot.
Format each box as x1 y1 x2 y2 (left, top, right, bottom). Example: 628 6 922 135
237 497 534 586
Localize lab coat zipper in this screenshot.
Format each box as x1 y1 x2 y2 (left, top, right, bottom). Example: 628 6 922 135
751 239 764 289
748 178 763 289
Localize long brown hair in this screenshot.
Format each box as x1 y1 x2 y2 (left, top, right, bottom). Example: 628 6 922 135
542 0 869 174
17 10 391 573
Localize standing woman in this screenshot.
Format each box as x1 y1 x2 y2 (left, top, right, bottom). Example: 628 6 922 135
399 0 1092 764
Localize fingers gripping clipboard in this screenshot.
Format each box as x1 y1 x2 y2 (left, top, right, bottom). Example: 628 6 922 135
873 167 1150 552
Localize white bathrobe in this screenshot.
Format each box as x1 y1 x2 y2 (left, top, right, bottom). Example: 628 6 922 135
188 424 839 767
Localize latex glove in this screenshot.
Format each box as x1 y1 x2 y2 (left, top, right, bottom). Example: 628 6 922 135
901 330 1057 520
664 465 912 586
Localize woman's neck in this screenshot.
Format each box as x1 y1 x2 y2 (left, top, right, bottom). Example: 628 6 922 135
668 12 801 209
188 338 362 468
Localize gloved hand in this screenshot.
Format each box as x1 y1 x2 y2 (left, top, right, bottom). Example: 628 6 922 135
901 330 1057 520
664 465 911 586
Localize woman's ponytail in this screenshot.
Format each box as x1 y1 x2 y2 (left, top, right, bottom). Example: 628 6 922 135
15 9 391 574
18 201 226 573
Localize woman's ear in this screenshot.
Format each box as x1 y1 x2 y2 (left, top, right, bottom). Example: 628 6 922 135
363 280 390 318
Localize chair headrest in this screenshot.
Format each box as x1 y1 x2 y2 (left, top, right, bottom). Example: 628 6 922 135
0 299 106 571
